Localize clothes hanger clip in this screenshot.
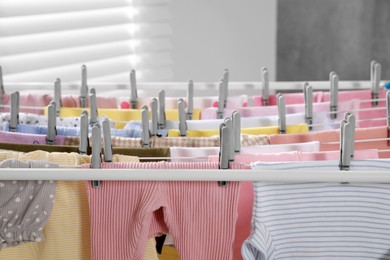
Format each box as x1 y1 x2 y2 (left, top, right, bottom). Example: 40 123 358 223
232 111 241 153
158 90 166 129
224 117 235 162
130 69 138 109
80 64 88 108
79 111 89 155
150 98 158 136
339 114 355 171
0 66 5 108
102 117 113 163
277 93 286 134
218 123 229 186
54 78 62 116
330 71 338 120
386 91 390 146
372 61 381 107
91 123 102 188
186 80 194 120
345 113 355 159
223 69 229 108
178 98 187 137
304 82 313 130
89 88 98 126
46 101 57 145
141 105 150 148
261 67 269 106
217 80 225 119
10 91 19 132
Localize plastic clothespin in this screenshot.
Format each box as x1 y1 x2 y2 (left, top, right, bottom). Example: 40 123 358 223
218 123 229 186
343 112 356 159
186 80 194 120
158 90 166 130
130 69 138 109
277 93 286 134
304 82 313 130
339 116 354 171
54 78 62 116
386 91 390 146
224 117 234 162
150 98 158 136
0 66 5 109
89 88 98 126
217 80 224 119
102 117 113 162
141 106 150 148
91 123 102 188
10 92 19 132
79 111 89 155
46 101 57 145
330 71 339 120
372 62 381 107
232 111 241 153
178 98 187 137
80 65 88 108
261 67 269 106
222 69 229 108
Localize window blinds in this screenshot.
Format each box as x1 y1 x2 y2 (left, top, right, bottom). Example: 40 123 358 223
0 0 173 83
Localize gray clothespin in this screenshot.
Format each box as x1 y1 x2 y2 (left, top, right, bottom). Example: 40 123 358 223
0 66 5 109
386 91 390 146
54 78 62 116
232 111 241 153
46 101 57 145
330 71 338 120
102 117 113 162
339 115 355 171
79 111 89 155
10 92 19 132
130 69 138 109
217 80 224 119
223 69 229 108
178 98 187 137
158 90 166 129
186 80 194 120
224 117 234 162
89 88 98 126
372 62 381 107
346 113 356 159
304 82 313 130
150 98 158 136
277 93 286 134
91 123 102 188
218 123 229 186
80 65 88 108
261 67 269 106
141 106 150 148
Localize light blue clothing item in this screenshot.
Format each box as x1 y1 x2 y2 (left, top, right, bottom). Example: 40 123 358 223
243 159 390 260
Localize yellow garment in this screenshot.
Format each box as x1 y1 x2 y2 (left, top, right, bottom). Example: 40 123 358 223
49 108 201 128
168 123 309 137
0 151 158 260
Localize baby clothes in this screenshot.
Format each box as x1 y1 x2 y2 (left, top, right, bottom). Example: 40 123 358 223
252 91 324 106
0 159 57 249
0 131 66 145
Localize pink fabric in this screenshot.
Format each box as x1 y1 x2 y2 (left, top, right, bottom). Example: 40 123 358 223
252 91 324 106
0 131 65 145
0 93 52 115
61 95 118 109
86 162 243 260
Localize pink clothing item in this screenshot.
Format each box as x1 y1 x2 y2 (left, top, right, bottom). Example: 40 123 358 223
0 130 65 145
252 91 324 106
86 162 243 260
61 95 118 109
323 89 388 128
0 93 52 115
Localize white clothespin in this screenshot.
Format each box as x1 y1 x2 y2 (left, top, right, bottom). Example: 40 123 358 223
10 91 19 132
79 111 89 155
372 62 381 107
178 98 187 137
217 80 224 119
130 69 138 109
277 93 286 134
0 66 5 108
261 67 269 106
223 69 229 108
46 101 57 145
186 80 194 120
89 88 98 126
330 71 339 120
54 78 62 116
224 117 234 162
386 91 390 146
304 82 313 130
158 90 166 129
91 123 102 188
150 98 158 136
80 65 88 108
141 106 150 148
339 114 355 171
102 117 113 162
343 112 355 159
218 122 229 186
232 111 241 153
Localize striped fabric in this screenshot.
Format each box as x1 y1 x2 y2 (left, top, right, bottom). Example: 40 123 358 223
243 159 390 260
85 162 243 260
